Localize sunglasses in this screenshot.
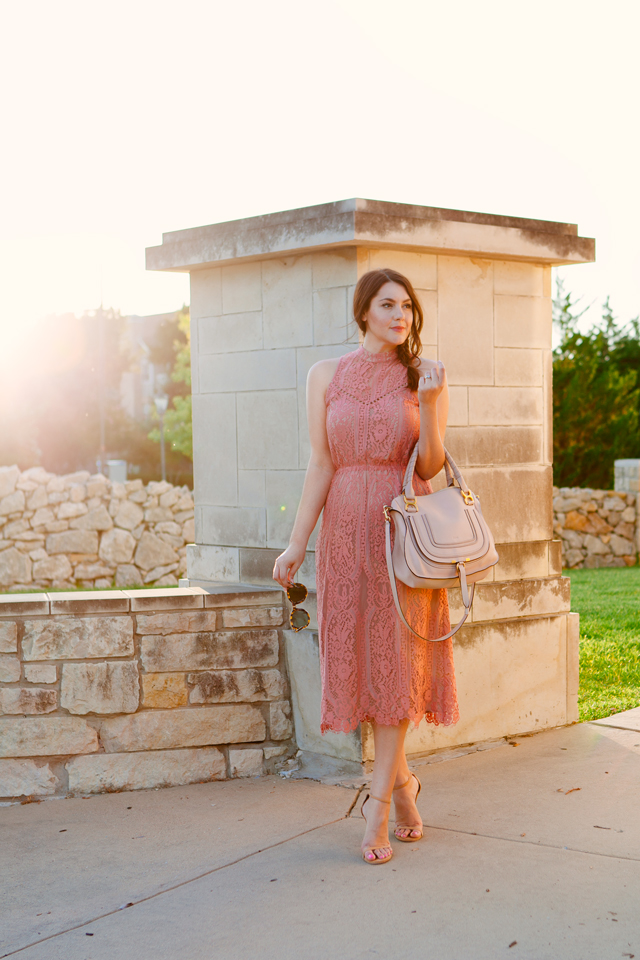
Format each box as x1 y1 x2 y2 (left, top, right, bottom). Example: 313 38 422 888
286 581 310 632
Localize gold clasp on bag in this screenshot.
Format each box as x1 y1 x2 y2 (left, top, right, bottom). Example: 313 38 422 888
383 505 391 522
403 495 418 512
461 490 474 505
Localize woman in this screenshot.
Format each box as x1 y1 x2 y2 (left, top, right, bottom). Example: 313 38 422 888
273 268 459 865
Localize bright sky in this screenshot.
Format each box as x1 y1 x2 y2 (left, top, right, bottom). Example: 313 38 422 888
1 0 639 349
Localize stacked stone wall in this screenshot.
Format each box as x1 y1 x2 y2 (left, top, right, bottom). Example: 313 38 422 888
0 465 194 592
553 486 638 569
0 587 295 800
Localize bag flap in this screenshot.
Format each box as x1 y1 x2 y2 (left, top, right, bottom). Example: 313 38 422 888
393 487 491 564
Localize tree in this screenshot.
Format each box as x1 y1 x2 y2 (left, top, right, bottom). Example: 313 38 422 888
148 308 193 461
553 281 640 488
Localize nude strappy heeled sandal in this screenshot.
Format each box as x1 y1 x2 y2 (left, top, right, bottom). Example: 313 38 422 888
360 794 393 865
393 772 423 842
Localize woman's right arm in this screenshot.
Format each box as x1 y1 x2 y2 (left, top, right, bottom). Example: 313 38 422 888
272 358 339 588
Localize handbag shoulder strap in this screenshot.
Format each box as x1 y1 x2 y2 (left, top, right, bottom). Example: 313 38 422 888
384 508 474 643
403 444 471 500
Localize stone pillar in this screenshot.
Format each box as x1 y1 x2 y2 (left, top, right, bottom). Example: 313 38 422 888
147 199 594 768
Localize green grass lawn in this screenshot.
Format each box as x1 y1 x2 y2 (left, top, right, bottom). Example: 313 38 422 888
566 567 640 722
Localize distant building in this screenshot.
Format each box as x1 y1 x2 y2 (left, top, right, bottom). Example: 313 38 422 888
119 312 178 422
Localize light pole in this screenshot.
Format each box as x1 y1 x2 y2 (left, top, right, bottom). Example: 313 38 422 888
154 395 169 482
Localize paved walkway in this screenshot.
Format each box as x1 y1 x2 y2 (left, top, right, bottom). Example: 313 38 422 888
2 709 640 960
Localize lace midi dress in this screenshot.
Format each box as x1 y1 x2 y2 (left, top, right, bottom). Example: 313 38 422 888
315 345 460 734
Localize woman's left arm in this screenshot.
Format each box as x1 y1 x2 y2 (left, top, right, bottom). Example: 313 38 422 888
415 360 448 481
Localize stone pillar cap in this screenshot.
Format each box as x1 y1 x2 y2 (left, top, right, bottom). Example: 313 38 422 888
146 197 595 272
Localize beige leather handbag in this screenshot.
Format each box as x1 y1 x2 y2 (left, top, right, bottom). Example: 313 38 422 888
384 444 499 643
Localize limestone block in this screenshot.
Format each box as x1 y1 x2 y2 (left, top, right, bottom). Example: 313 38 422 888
313 287 348 345
190 266 222 319
200 346 296 395
447 387 468 426
221 261 262 314
203 588 283 609
22 616 134 661
238 470 265 509
86 480 109 498
58 501 89 520
191 396 237 507
566 611 580 723
182 519 195 543
493 541 549 581
199 311 263 356
0 622 18 653
0 490 25 516
0 687 57 714
311 249 357 289
26 485 49 511
0 759 60 797
472 576 571 622
564 548 584 568
4 519 29 538
68 745 226 795
144 562 179 584
609 534 635 556
111 481 127 499
73 561 113 580
186 544 239 583
44 520 69 533
115 564 143 587
221 606 283 628
262 255 313 349
562 529 585 550
142 673 188 708
549 540 563 576
134 531 177 571
0 657 21 682
125 479 144 493
264 745 287 760
0 716 99 757
494 348 543 387
437 256 494 385
237 390 298 470
64 471 90 485
494 295 551 349
46 530 98 555
201 506 266 550
136 610 217 635
61 661 139 715
266 469 306 549
69 483 87 502
0 547 31 586
174 494 195 512
603 496 626 512
31 507 56 528
462 465 553 542
100 704 266 752
153 573 179 587
229 748 263 777
188 668 286 703
32 555 73 581
157 532 184 550
493 260 544 297
141 629 279 672
584 534 609 556
270 700 293 740
0 465 20 499
99 528 136 566
446 426 543 467
613 522 635 541
621 506 636 523
69 505 112 531
144 507 173 524
112 499 143 531
368 249 437 289
24 664 57 683
469 387 543 426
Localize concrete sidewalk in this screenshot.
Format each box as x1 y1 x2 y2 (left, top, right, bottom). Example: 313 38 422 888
2 711 640 960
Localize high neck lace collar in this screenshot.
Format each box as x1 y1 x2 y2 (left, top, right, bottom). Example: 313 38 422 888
357 344 398 363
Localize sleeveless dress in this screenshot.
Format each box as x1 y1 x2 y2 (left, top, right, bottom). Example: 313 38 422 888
315 345 460 734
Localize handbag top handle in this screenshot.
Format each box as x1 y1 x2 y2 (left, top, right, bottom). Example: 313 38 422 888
402 444 472 502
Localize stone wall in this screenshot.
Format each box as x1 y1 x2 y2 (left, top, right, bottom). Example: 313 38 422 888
0 465 194 592
0 586 295 800
553 486 638 568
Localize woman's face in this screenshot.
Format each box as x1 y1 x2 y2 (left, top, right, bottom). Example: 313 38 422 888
363 281 413 348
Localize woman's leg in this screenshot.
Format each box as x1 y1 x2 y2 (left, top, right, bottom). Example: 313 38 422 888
361 719 409 861
392 739 423 841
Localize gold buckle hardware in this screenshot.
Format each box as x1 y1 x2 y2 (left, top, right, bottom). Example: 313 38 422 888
403 495 418 512
383 505 391 522
461 490 474 505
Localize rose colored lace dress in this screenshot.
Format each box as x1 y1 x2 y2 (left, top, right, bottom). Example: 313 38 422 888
315 345 460 734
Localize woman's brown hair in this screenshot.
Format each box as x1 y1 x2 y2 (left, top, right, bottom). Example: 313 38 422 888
352 268 423 391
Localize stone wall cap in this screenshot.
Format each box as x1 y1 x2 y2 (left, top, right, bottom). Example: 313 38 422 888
125 587 206 611
146 198 595 271
49 590 130 615
0 593 50 616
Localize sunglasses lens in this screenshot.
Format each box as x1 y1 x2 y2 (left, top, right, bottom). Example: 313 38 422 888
287 583 307 605
290 608 310 631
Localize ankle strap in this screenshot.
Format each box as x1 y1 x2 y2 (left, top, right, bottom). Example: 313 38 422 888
393 773 414 792
368 793 391 804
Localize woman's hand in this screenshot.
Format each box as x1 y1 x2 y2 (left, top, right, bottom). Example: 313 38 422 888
273 542 307 589
417 361 446 407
